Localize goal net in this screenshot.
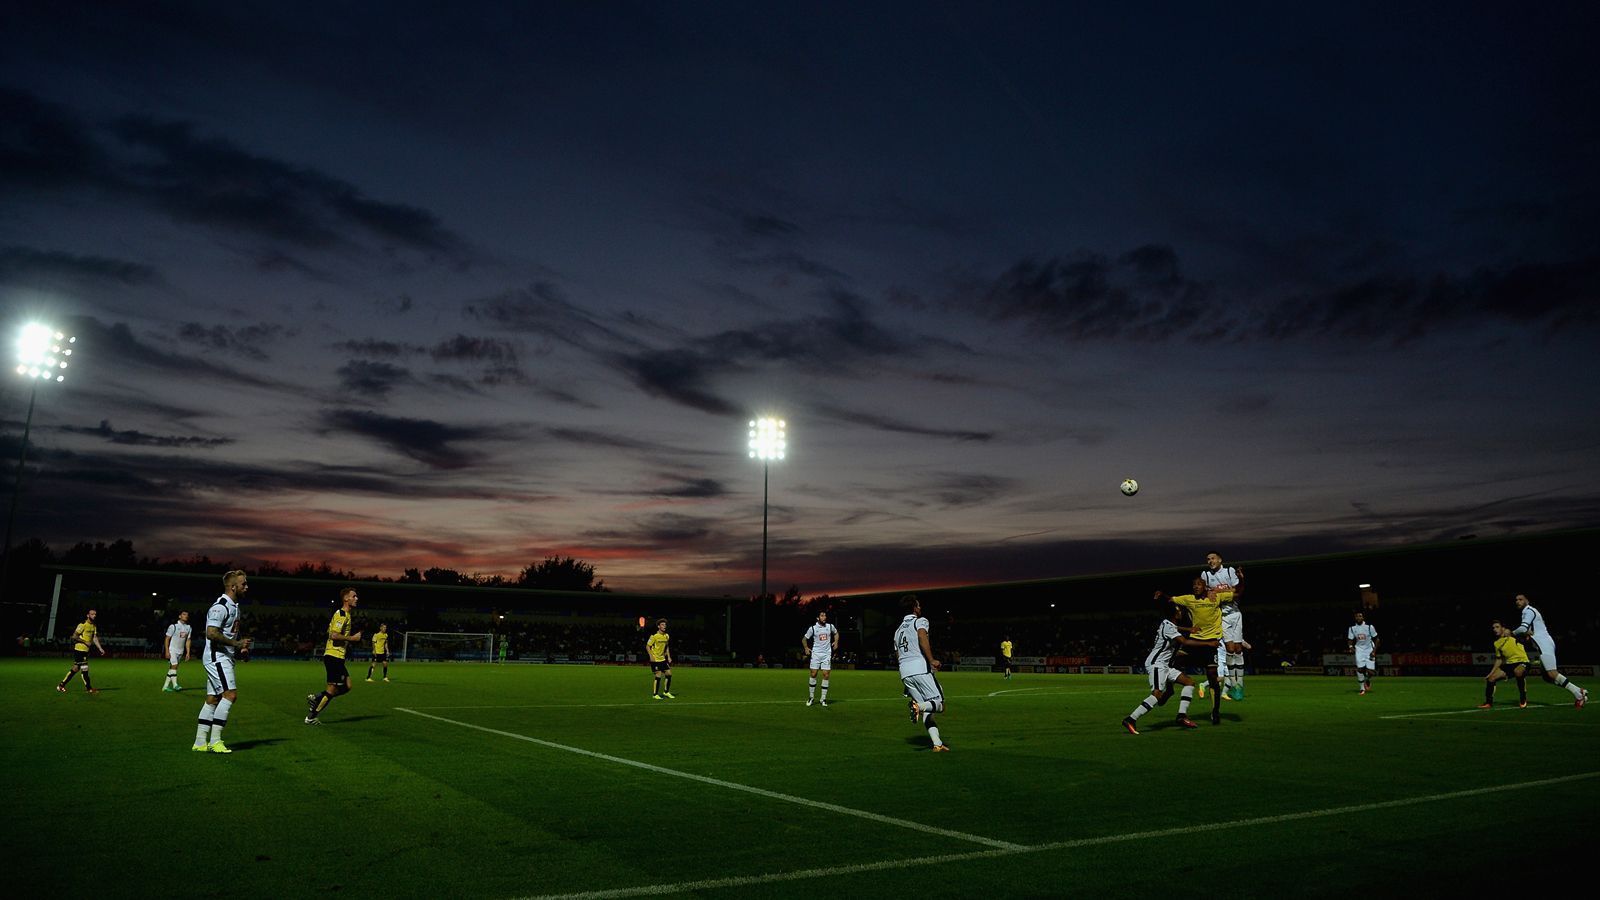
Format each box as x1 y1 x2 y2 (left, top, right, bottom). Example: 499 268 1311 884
401 632 495 662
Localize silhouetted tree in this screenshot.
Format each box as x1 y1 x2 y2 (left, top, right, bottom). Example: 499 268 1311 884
423 567 473 586
518 556 607 592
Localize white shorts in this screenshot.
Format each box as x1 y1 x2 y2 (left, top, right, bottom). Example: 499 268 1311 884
1531 637 1557 672
901 672 945 713
168 649 185 667
1354 650 1375 670
203 655 237 695
1221 610 1244 644
809 654 832 671
1147 666 1181 693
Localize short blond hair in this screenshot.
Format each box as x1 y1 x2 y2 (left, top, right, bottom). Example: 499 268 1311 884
223 569 247 590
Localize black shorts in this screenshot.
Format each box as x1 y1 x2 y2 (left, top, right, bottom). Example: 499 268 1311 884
323 655 350 683
73 650 89 665
650 660 671 672
1001 657 1013 668
372 653 389 663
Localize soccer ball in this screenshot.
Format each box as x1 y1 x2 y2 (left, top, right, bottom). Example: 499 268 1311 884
1120 478 1139 496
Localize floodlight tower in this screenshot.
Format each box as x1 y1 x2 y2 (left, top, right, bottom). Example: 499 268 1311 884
748 416 786 654
2 324 76 601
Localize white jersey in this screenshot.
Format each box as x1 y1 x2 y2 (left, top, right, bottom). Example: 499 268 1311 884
804 623 837 657
203 594 240 661
894 614 932 676
1202 565 1242 613
166 621 192 654
1347 623 1378 648
1514 605 1552 646
1144 619 1183 672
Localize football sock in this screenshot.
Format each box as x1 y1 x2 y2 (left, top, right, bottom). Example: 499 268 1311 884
1484 682 1495 704
1178 685 1194 714
210 698 232 743
196 702 217 745
1555 675 1583 698
924 716 942 747
1130 694 1160 722
1516 676 1527 703
313 691 331 714
663 675 672 692
808 676 817 700
652 676 661 695
81 668 93 690
61 668 75 686
366 665 374 679
820 679 829 700
166 668 177 687
382 664 388 677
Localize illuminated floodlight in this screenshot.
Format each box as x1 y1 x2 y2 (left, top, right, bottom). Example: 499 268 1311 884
1358 583 1372 589
15 323 76 383
747 417 786 460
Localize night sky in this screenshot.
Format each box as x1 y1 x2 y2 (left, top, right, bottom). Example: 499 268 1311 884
2 2 1597 595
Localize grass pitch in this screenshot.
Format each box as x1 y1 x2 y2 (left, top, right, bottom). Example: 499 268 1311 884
4 658 1596 899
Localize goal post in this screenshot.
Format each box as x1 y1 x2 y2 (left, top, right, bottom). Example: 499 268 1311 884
400 632 495 662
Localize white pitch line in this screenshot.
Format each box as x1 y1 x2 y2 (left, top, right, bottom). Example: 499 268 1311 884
395 707 1024 851
511 770 1600 900
408 689 1121 711
1379 704 1562 719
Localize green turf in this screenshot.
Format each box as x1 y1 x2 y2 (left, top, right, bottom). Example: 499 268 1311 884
4 659 1596 899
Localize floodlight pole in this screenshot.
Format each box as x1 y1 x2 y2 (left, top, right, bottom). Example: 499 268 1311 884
0 384 38 602
760 459 769 654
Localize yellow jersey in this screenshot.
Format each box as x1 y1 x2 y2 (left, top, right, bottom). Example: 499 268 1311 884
646 632 670 663
72 621 96 652
1171 593 1224 640
1000 640 1013 658
372 632 389 655
1494 635 1529 666
324 609 354 659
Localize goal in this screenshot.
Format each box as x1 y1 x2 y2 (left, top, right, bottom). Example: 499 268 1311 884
400 632 495 662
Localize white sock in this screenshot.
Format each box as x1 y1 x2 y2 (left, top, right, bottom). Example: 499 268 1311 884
1178 685 1194 714
927 725 942 746
820 679 829 699
1564 679 1583 698
808 677 816 699
210 698 233 743
1129 694 1160 721
196 702 216 745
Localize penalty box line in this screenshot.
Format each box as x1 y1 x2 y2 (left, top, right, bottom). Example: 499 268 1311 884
394 707 1024 852
513 770 1600 900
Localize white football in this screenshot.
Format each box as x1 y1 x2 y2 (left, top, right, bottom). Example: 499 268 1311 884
1120 478 1139 496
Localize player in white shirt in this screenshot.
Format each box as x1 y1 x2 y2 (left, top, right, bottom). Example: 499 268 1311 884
1202 552 1246 700
1123 603 1201 734
802 611 839 707
161 610 193 692
1346 611 1379 694
192 570 252 754
1513 594 1588 708
893 595 949 752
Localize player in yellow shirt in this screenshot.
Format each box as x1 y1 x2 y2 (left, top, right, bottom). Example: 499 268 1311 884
1481 620 1531 708
1166 579 1225 725
306 587 363 724
365 623 392 682
646 619 674 699
56 609 107 693
1000 637 1014 680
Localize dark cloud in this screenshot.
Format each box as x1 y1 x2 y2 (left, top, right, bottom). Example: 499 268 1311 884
582 513 724 549
176 322 294 362
544 427 717 457
956 244 1600 346
335 360 413 399
810 402 994 443
463 281 641 350
727 250 846 282
653 476 728 499
1 86 463 258
430 334 518 363
333 339 426 358
741 214 801 237
0 245 160 286
57 419 232 449
67 315 287 390
317 408 498 470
